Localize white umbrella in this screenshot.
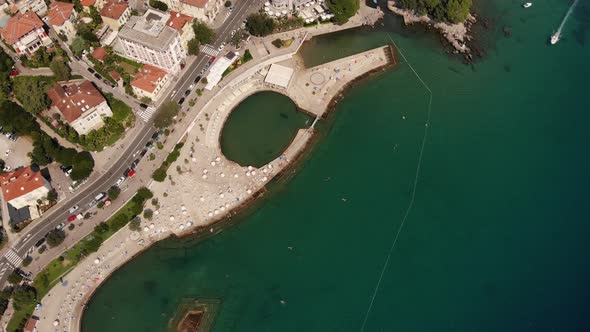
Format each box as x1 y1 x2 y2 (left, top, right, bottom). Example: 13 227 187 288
264 6 269 11
53 320 60 326
94 258 100 264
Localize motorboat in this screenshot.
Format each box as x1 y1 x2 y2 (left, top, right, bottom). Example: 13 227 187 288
550 32 560 45
523 2 532 8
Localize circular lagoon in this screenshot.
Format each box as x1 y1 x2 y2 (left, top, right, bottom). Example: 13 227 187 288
220 91 312 168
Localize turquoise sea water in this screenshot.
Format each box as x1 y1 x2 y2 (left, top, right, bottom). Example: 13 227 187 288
220 91 312 167
83 0 590 331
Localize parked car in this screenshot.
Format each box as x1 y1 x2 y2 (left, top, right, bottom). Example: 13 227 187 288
139 149 148 157
123 167 132 177
34 237 46 247
127 169 136 177
139 103 148 110
151 131 159 140
68 205 79 214
9 70 19 77
87 67 95 74
115 176 126 186
95 192 107 201
67 214 77 222
56 222 66 230
131 159 140 169
178 97 185 105
65 168 73 177
94 73 102 80
184 89 190 96
194 76 201 84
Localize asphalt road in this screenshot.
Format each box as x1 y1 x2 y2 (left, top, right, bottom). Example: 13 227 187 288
0 0 259 287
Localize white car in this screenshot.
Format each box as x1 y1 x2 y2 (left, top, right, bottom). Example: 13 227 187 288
115 176 126 186
69 205 79 214
56 222 66 230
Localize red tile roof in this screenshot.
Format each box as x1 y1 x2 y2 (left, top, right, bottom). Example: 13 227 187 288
100 0 129 20
92 47 107 61
166 11 193 30
109 70 121 81
0 167 46 203
181 0 209 8
131 64 168 93
48 2 75 26
80 0 96 6
0 11 44 45
47 80 107 123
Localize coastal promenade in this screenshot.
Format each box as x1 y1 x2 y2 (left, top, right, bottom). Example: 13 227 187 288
33 7 393 331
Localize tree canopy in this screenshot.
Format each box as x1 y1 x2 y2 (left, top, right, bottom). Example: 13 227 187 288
398 0 472 23
46 229 66 247
246 13 275 37
12 76 52 114
192 21 215 44
153 101 179 129
325 0 359 24
149 0 168 11
187 38 200 56
50 58 71 81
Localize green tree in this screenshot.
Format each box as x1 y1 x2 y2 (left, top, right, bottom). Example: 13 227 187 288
46 229 66 247
46 189 58 203
192 21 215 44
149 0 168 10
94 222 109 234
88 5 103 24
70 152 94 181
187 38 200 56
225 0 232 7
0 101 41 135
129 218 141 231
108 186 121 200
70 37 87 57
137 187 153 200
140 96 152 104
50 58 71 81
143 209 153 220
325 0 359 24
12 285 36 310
7 271 22 285
152 167 167 182
245 13 275 36
12 77 52 114
153 101 179 129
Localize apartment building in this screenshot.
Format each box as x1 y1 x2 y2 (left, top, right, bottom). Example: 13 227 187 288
0 166 52 222
116 9 186 73
160 0 222 23
7 0 48 17
47 80 114 135
166 11 194 49
47 1 78 42
0 10 52 56
131 64 169 101
100 0 131 30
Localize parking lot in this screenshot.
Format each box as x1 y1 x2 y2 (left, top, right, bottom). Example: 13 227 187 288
0 134 33 171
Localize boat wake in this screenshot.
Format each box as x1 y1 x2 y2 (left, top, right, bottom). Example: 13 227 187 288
552 0 580 44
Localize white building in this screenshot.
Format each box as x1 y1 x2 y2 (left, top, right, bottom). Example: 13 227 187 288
0 10 52 56
7 0 48 17
47 1 78 43
0 166 52 222
100 0 131 30
116 9 186 74
47 80 114 135
204 51 239 90
160 0 223 23
131 64 169 101
166 11 194 49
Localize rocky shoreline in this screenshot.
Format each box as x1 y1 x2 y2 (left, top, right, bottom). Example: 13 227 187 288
387 0 477 59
